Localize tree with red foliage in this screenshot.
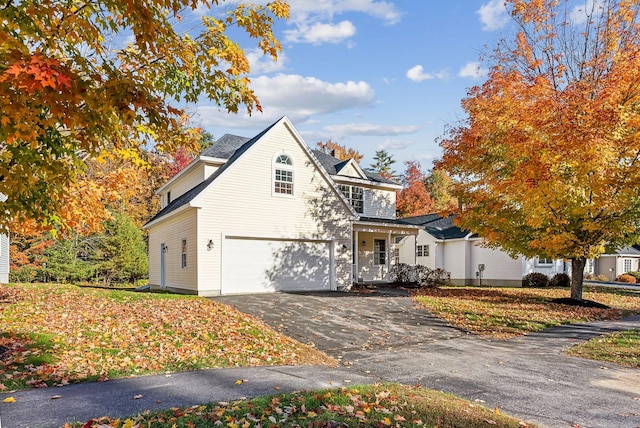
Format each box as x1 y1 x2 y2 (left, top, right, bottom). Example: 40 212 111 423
396 161 434 218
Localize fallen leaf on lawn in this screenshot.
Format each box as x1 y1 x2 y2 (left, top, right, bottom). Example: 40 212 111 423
133 394 143 399
484 419 497 425
49 395 62 400
494 407 500 414
235 379 244 385
2 396 16 403
394 414 407 421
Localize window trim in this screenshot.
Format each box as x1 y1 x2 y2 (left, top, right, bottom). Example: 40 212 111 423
339 184 364 213
181 238 187 269
536 257 553 266
374 239 386 266
273 153 294 197
417 244 429 257
623 258 633 273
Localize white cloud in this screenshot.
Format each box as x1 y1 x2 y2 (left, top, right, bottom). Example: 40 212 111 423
324 123 419 137
284 20 356 44
458 61 488 79
477 0 510 31
195 74 375 128
246 48 287 74
287 0 403 25
406 65 448 82
569 0 604 25
378 139 415 150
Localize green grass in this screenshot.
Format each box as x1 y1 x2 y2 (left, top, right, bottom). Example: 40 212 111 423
566 329 640 367
69 383 536 428
414 287 640 338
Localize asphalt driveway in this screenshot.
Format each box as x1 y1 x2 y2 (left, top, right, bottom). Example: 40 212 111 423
215 287 463 360
215 288 640 428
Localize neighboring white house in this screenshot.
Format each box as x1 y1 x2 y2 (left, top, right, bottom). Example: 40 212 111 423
397 214 567 286
590 246 640 281
144 116 419 296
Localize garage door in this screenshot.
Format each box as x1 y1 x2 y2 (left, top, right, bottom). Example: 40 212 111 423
221 237 332 294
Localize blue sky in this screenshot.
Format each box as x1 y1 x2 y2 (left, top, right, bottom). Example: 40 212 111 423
188 1 515 173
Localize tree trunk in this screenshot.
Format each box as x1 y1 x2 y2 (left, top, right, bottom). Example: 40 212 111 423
570 257 586 300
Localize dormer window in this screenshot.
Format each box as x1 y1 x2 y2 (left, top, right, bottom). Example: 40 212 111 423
274 154 293 195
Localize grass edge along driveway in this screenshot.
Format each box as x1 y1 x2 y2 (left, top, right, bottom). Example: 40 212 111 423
65 383 536 428
0 283 335 391
414 286 640 339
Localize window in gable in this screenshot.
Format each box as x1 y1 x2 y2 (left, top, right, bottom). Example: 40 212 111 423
338 184 364 213
274 154 294 195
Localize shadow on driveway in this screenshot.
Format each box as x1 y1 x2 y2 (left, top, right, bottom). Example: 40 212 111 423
213 287 465 358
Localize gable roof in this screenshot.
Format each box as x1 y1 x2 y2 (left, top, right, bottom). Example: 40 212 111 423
201 134 251 159
144 120 278 228
311 150 399 185
401 214 475 240
144 117 357 229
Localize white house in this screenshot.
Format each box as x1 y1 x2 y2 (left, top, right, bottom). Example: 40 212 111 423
0 193 9 283
589 245 640 281
144 117 419 296
397 214 567 286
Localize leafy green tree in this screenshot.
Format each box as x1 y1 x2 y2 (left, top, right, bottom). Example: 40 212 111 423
95 213 148 285
368 150 396 178
44 233 96 283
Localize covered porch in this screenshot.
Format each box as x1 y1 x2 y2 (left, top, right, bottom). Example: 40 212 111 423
352 217 420 283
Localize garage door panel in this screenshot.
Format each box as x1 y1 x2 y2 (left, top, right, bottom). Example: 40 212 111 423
222 238 331 294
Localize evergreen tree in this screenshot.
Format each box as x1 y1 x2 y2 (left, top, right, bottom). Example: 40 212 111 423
95 213 148 285
368 150 396 179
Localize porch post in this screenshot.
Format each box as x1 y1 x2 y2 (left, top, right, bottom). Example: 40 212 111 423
386 231 391 280
354 230 359 283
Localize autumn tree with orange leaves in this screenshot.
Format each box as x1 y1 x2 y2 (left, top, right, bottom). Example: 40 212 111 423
396 161 434 218
438 0 640 301
316 140 364 163
0 0 288 230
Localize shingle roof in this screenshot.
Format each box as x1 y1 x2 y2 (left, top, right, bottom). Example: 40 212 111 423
311 150 399 185
400 214 474 240
612 245 640 256
201 134 251 159
144 120 278 227
357 216 420 226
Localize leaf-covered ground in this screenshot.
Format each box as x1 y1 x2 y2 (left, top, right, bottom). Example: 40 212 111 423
414 287 640 339
0 283 334 391
566 328 640 367
66 383 535 428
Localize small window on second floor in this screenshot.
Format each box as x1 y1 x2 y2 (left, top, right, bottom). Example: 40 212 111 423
274 154 294 195
339 184 364 213
537 257 553 266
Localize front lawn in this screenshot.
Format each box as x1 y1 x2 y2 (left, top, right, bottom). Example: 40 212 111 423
414 287 640 338
0 283 334 391
67 383 535 428
566 329 640 367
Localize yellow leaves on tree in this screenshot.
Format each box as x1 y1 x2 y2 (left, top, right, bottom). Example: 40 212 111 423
0 0 289 230
437 0 640 299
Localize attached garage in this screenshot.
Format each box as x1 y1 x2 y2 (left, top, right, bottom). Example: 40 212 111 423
221 236 333 294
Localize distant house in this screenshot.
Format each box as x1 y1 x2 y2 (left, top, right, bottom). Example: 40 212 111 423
588 246 640 281
397 214 567 286
144 116 419 295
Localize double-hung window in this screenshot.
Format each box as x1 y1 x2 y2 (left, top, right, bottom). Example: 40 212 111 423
417 245 429 257
623 258 632 273
537 257 553 266
181 239 187 269
339 185 364 213
374 239 386 265
274 154 293 195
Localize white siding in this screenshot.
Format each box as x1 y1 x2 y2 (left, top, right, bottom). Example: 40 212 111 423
522 258 567 277
338 163 363 178
469 241 522 283
147 208 198 293
195 122 353 295
0 233 9 283
159 164 207 207
397 230 438 269
364 188 396 219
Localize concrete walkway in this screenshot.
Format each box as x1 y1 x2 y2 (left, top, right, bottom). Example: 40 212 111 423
1 289 639 428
